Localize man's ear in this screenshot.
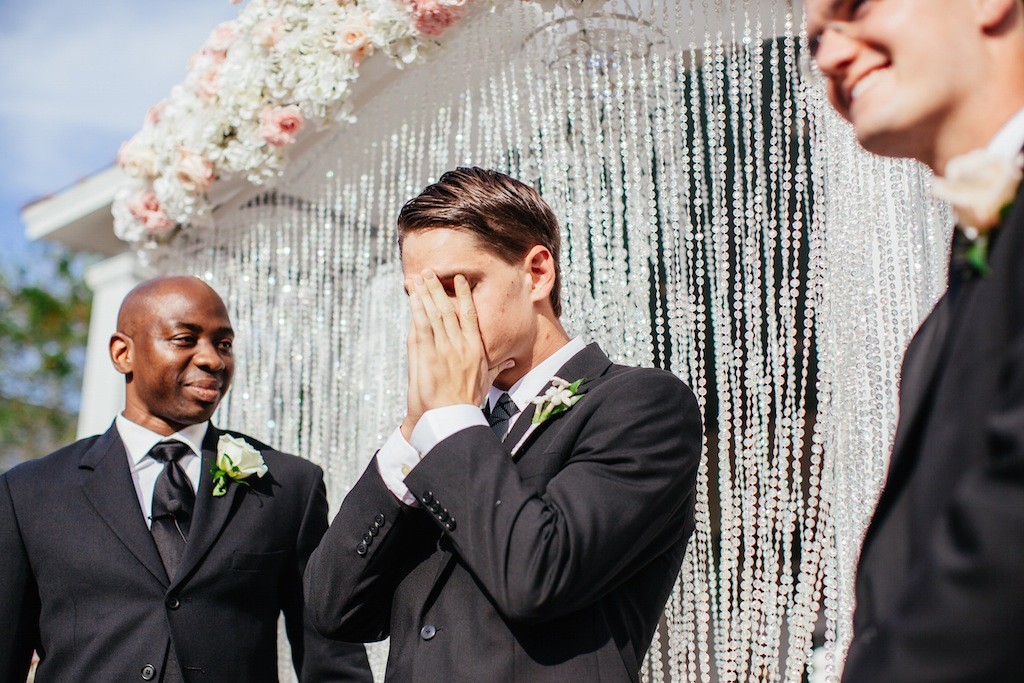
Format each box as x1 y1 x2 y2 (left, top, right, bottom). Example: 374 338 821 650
525 245 556 304
110 332 133 376
976 0 1019 31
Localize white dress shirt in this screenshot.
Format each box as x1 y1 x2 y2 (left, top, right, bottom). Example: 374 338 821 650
986 107 1024 159
376 336 588 505
115 414 207 527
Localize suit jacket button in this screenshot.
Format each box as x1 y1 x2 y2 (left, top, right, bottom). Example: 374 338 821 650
374 513 386 526
141 664 156 680
356 541 368 556
437 510 450 523
420 624 437 640
421 491 434 505
166 597 180 610
362 532 374 545
428 501 442 514
444 519 457 531
368 524 380 536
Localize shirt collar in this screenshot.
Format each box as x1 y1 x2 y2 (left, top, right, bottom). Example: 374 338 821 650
488 336 588 412
115 414 209 466
986 107 1024 160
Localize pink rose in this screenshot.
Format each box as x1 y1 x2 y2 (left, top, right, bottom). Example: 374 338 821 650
174 148 215 192
205 21 239 54
196 67 221 104
408 0 465 37
231 0 244 4
258 105 305 148
128 190 175 235
146 101 166 126
334 14 374 64
188 47 227 72
253 17 285 49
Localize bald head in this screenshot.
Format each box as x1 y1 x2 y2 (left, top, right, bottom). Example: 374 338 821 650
117 276 228 336
111 275 235 435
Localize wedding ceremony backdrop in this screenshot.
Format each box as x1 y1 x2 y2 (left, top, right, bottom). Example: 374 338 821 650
101 0 953 680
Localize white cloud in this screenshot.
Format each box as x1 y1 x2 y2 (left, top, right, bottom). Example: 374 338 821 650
0 0 238 199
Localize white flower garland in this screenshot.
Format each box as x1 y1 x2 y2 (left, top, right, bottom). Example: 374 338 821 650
112 0 604 245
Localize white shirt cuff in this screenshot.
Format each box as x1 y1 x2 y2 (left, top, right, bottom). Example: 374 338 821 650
410 404 489 457
375 428 421 506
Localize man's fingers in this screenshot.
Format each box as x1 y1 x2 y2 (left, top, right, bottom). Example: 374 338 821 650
454 275 483 346
423 270 463 344
406 317 418 392
408 280 433 343
485 359 516 388
406 313 418 378
404 311 424 437
413 275 451 350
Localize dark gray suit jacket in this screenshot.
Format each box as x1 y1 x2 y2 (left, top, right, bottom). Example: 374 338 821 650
0 424 371 683
306 343 702 682
843 179 1024 680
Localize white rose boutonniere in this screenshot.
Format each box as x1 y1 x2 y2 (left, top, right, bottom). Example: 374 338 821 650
932 150 1024 275
531 377 586 425
211 434 268 497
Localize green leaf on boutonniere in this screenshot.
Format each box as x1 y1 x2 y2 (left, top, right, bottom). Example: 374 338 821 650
965 234 990 277
531 377 587 425
1000 201 1015 224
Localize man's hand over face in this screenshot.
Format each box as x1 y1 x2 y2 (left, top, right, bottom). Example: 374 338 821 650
401 270 513 440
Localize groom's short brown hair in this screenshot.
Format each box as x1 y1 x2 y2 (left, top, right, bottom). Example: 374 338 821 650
397 167 563 317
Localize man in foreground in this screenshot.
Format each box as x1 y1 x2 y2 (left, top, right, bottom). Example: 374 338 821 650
0 276 371 682
808 0 1024 679
306 167 702 681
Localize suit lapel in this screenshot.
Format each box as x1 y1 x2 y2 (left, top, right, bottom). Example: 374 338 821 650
887 296 953 469
505 401 538 459
862 299 953 547
170 425 246 590
79 425 169 585
507 342 614 461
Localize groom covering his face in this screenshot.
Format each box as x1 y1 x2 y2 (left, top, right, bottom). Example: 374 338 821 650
808 0 1024 680
306 167 702 681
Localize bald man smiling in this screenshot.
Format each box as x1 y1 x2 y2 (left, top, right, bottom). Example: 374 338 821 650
0 276 371 683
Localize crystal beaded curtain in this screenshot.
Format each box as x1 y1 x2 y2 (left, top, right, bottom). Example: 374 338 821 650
159 1 950 680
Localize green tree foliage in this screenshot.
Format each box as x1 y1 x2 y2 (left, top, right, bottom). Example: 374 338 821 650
0 251 91 472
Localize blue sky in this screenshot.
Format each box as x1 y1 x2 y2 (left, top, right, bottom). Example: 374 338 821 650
0 0 238 272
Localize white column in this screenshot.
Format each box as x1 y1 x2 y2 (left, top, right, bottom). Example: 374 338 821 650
78 253 141 438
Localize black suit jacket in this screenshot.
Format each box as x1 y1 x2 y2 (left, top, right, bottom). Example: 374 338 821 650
305 343 702 682
843 180 1024 680
0 424 371 683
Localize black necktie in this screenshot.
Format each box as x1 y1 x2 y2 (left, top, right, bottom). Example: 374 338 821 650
149 441 195 579
487 393 519 440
